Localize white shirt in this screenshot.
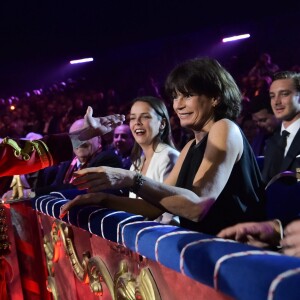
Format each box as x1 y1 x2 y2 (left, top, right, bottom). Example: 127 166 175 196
129 143 179 198
282 118 300 156
129 143 180 224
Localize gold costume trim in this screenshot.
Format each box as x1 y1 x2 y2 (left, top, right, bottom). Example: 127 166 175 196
2 137 53 168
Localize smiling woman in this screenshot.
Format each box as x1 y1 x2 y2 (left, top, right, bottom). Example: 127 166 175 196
60 57 266 235
128 97 180 214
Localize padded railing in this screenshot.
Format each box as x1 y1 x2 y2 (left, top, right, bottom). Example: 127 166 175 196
32 190 300 300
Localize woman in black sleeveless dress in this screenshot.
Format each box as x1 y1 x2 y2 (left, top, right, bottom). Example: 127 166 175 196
61 57 266 235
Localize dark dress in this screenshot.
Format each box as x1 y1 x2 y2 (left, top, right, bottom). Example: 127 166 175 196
176 130 266 235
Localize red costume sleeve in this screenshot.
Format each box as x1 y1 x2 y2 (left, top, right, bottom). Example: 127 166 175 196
0 134 73 177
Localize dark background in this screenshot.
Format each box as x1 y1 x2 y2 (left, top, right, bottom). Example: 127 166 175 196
0 1 299 99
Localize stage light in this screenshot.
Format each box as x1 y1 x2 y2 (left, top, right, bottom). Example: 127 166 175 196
10 105 15 110
222 34 250 43
69 57 94 64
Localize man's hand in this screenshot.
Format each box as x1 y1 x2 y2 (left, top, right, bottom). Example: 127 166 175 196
80 106 125 140
217 221 281 248
69 106 125 148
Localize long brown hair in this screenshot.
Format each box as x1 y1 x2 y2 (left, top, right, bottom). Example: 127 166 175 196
130 96 176 171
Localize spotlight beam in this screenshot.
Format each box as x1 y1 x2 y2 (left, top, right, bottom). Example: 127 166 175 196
222 34 250 43
70 57 94 64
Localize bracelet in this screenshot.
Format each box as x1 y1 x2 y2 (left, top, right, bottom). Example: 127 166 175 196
273 219 284 250
129 172 145 194
273 219 284 240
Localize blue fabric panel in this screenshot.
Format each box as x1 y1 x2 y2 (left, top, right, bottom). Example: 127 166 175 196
100 211 144 243
271 268 300 300
33 194 65 215
30 193 300 300
266 180 300 223
85 208 115 237
183 240 255 285
134 226 183 261
67 205 103 229
217 254 300 300
122 221 163 250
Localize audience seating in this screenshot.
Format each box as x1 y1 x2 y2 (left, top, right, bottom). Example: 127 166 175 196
265 171 300 224
30 190 300 300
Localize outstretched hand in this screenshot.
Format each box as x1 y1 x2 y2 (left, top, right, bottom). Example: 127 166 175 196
71 166 133 192
77 106 125 141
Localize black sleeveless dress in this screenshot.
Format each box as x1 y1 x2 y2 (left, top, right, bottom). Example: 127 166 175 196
176 130 266 235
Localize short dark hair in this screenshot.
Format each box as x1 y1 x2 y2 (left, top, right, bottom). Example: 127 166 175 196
165 57 242 121
272 71 300 92
249 94 273 115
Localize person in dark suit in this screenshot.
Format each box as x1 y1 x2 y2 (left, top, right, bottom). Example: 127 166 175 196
262 71 300 184
35 118 123 195
249 94 280 156
112 124 134 170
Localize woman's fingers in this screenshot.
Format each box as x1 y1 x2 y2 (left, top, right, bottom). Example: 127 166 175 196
59 193 104 218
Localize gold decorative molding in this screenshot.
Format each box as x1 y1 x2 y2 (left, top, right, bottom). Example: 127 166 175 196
137 268 161 300
114 260 161 300
43 220 161 299
114 260 136 300
46 276 60 300
43 221 61 299
59 222 90 282
87 256 114 298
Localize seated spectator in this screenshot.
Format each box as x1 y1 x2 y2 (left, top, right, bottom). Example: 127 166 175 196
249 94 280 156
127 96 180 224
240 113 259 147
112 124 134 169
248 53 279 78
34 118 123 195
261 71 300 184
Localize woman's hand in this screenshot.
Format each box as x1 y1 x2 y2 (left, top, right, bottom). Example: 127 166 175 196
71 166 134 192
59 192 107 218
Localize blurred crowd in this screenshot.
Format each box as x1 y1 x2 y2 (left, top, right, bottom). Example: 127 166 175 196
0 52 299 153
